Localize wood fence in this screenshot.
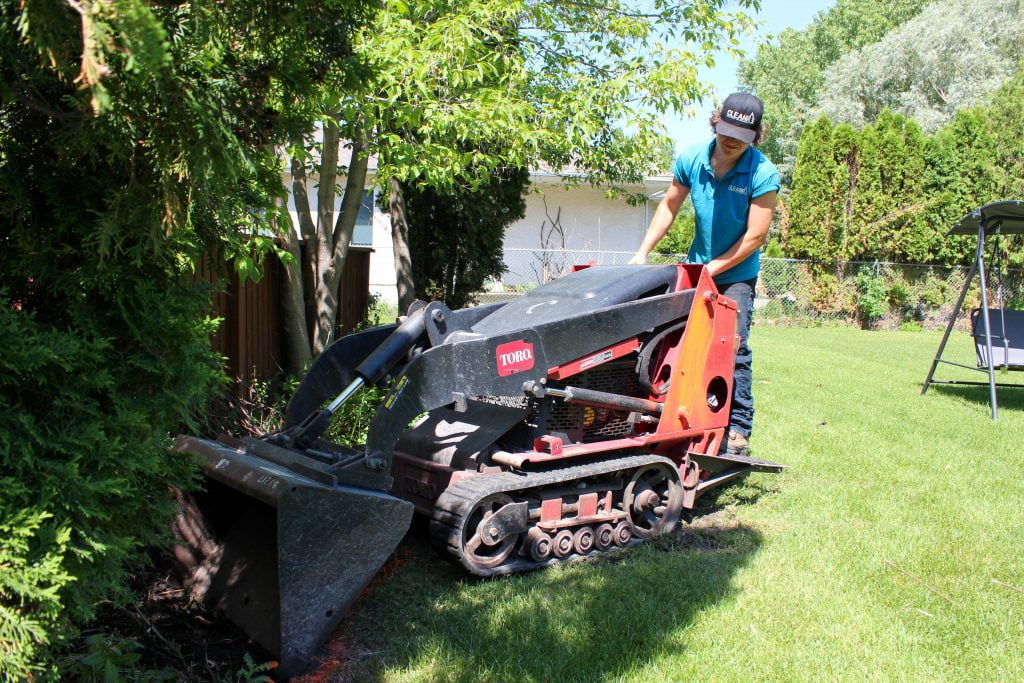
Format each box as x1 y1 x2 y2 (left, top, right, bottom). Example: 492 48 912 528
197 248 372 384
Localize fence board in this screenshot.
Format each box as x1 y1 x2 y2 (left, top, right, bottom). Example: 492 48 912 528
198 249 370 386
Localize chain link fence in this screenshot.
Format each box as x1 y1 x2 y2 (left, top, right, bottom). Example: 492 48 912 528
482 248 1024 332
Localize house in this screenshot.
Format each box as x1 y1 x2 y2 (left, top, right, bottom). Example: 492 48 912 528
287 153 674 306
506 166 673 252
501 166 673 289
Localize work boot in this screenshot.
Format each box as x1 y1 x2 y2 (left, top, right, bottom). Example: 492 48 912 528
724 430 750 457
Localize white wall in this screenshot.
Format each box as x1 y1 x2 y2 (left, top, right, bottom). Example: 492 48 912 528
368 205 397 305
505 179 659 252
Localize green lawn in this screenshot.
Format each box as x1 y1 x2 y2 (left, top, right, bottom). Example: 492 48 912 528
321 327 1024 682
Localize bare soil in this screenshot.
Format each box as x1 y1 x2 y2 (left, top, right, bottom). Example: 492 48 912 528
68 552 275 680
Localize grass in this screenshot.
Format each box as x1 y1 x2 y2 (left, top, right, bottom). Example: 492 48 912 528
309 327 1024 682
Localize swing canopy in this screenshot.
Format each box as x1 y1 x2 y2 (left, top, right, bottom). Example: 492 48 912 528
948 200 1024 235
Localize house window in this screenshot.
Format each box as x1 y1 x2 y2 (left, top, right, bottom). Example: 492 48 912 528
352 189 374 246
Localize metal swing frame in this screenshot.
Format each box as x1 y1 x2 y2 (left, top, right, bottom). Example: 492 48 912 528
922 200 1024 419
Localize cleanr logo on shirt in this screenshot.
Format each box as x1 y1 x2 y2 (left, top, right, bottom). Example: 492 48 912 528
727 184 749 195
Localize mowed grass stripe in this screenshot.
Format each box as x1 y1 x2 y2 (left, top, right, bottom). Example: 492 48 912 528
330 327 1024 682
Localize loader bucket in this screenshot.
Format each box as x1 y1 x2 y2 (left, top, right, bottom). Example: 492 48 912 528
173 435 413 677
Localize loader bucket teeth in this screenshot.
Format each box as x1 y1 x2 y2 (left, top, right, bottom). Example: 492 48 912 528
173 436 413 677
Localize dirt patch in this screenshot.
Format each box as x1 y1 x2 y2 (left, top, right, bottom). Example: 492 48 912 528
66 554 274 680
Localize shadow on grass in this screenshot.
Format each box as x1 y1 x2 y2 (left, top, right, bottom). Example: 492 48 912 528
928 382 1024 415
308 501 766 682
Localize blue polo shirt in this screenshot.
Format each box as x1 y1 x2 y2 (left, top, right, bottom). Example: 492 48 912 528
673 139 780 285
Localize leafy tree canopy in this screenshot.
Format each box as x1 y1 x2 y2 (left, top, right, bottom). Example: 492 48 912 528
281 0 765 354
0 0 373 675
345 0 764 194
737 0 933 179
816 0 1024 134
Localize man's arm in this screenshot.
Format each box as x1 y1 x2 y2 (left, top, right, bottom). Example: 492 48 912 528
706 191 776 277
628 179 690 264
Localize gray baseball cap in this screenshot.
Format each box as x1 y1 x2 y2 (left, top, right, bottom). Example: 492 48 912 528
715 92 763 144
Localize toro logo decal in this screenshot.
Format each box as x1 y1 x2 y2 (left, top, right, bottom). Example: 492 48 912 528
496 340 535 376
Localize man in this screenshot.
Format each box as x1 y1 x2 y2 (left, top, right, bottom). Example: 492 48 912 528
629 92 779 456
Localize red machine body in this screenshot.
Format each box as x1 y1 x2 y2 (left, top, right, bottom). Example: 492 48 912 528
175 264 783 675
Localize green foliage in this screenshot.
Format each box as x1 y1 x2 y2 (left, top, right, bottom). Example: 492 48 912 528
786 116 843 262
847 111 927 262
1 0 373 674
816 0 1024 133
802 270 857 317
754 259 991 329
738 0 933 178
917 271 951 309
404 167 529 309
0 509 72 680
60 633 274 682
758 1 1024 269
60 633 176 682
887 280 911 310
353 0 761 196
285 0 761 349
200 376 301 440
233 652 276 683
325 387 389 449
653 202 696 256
785 70 1024 267
855 265 890 321
362 294 399 330
0 295 209 677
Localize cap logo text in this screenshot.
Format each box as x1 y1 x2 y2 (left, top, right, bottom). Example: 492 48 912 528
726 108 756 124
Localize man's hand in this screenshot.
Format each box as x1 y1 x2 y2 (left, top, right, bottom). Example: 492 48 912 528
627 252 647 265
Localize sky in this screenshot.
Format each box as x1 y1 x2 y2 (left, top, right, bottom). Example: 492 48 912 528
664 0 835 150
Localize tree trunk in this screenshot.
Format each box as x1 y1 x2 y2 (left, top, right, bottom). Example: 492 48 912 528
282 126 370 361
312 131 369 351
389 176 416 312
277 193 312 375
290 151 318 339
312 122 342 354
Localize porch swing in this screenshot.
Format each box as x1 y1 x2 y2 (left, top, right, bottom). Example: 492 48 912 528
922 200 1024 419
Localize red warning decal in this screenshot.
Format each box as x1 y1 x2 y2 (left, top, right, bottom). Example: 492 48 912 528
496 340 535 376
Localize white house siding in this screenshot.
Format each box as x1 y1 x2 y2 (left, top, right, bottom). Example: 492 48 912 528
505 176 662 252
368 206 397 304
281 165 671 306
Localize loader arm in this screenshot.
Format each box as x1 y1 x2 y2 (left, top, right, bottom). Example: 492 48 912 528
359 288 696 471
284 301 508 429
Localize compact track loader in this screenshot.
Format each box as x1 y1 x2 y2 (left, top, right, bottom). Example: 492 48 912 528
173 264 783 675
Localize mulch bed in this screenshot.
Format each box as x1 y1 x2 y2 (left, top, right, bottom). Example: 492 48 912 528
69 553 276 680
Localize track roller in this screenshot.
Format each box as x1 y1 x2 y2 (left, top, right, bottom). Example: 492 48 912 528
431 454 683 576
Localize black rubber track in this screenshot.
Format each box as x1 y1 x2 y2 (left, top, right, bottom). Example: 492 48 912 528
430 454 679 576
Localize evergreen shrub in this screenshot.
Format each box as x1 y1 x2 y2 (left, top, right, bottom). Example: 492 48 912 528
1 0 373 673
0 284 214 679
404 167 529 309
